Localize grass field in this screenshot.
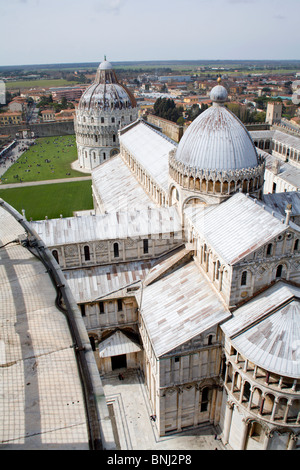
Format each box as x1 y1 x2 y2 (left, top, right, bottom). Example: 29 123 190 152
0 180 93 220
5 78 82 90
1 135 86 184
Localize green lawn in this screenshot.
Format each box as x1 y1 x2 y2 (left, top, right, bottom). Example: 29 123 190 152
6 79 82 90
0 180 93 221
1 135 86 184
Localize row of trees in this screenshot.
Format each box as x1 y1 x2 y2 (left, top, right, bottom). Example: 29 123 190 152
153 97 184 123
37 95 74 115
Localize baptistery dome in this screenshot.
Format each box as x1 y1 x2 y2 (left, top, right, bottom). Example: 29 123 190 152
75 58 138 171
168 80 265 205
78 59 137 113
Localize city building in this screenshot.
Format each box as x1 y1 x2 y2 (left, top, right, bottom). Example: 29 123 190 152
40 109 56 122
50 86 86 101
266 101 283 125
0 111 22 126
29 79 300 450
74 58 138 171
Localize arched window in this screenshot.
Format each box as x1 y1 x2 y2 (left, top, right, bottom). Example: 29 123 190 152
294 239 299 251
241 271 248 286
200 387 209 412
276 265 283 278
52 250 59 264
113 134 116 143
101 117 104 123
111 117 115 123
113 242 119 258
84 245 90 261
266 243 273 256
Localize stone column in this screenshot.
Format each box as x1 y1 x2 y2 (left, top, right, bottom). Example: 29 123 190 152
240 418 249 450
287 434 298 450
194 384 200 427
222 400 234 445
177 387 183 432
263 429 271 450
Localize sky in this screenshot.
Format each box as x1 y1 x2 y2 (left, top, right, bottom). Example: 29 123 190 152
0 0 299 66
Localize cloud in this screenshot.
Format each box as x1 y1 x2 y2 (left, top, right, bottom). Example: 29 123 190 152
94 0 128 15
273 14 286 19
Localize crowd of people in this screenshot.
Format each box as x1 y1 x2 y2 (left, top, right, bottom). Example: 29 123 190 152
0 138 34 180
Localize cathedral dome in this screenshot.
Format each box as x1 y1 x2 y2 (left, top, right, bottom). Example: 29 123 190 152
175 82 259 172
78 58 137 112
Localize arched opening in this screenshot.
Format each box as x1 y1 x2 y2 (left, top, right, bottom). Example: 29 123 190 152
200 387 210 412
276 264 283 278
242 381 251 403
241 271 248 286
113 242 119 258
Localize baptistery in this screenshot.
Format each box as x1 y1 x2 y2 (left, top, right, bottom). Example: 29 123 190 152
169 79 265 207
75 58 138 170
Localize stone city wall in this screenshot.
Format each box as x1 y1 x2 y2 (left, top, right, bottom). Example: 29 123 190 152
0 120 75 138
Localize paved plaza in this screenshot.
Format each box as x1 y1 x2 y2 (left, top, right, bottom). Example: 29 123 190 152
101 369 226 451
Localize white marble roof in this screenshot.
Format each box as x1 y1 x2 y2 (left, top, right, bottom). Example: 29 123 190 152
99 330 142 358
64 260 155 303
184 192 299 265
141 260 230 358
221 282 300 378
30 206 182 246
250 129 300 152
92 155 156 212
119 120 177 192
175 105 259 171
263 191 300 218
263 153 300 189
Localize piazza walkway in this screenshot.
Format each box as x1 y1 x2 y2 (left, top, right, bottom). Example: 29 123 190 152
101 369 226 451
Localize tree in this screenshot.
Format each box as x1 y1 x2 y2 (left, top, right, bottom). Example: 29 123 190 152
153 97 183 123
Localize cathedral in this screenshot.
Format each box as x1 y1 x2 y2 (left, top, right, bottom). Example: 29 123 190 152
29 59 300 450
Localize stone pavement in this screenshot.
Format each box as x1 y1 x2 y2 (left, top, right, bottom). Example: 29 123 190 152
101 369 225 451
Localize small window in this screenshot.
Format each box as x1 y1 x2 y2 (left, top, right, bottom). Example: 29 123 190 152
208 335 213 345
113 242 119 258
266 243 273 256
276 264 283 278
241 271 247 286
103 152 106 160
143 239 149 254
294 239 299 251
111 117 115 123
84 245 90 261
113 134 116 143
117 299 122 311
52 249 59 264
101 117 104 123
99 301 104 314
80 304 86 317
174 356 180 363
200 387 209 412
89 336 96 351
